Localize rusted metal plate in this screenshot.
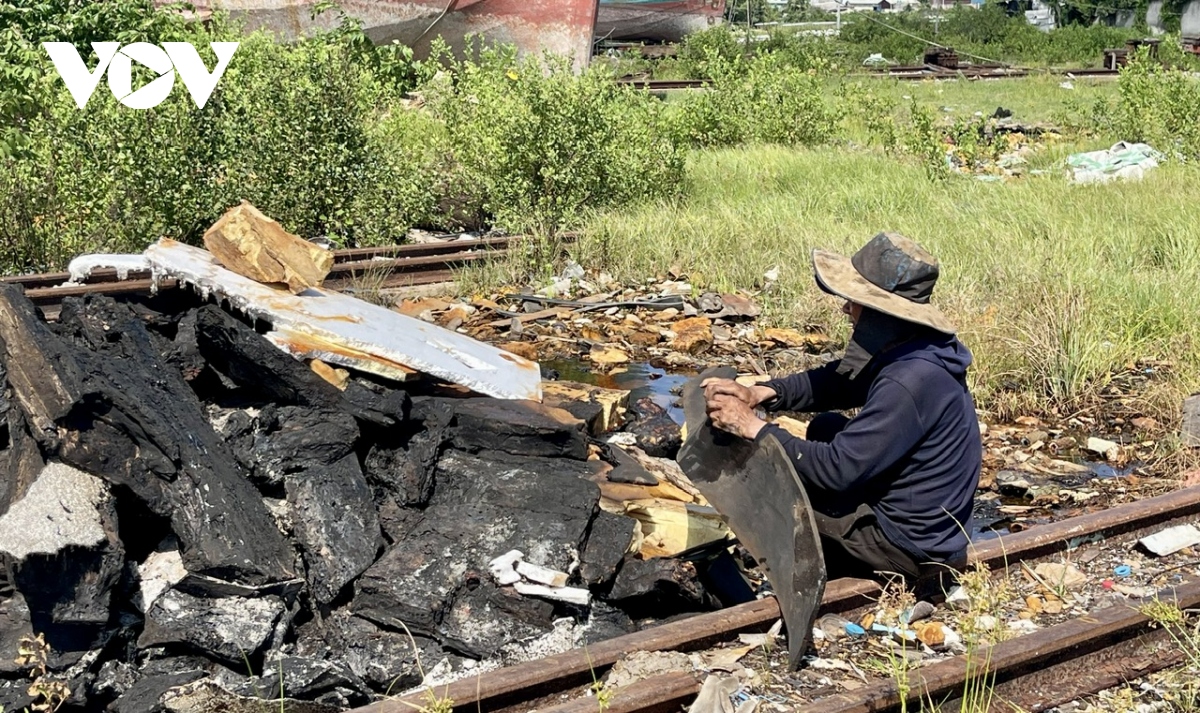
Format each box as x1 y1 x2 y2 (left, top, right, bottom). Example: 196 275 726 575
596 0 725 43
144 239 542 401
171 0 600 67
676 365 826 671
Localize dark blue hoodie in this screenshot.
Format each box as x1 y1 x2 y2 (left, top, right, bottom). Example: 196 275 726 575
754 335 981 563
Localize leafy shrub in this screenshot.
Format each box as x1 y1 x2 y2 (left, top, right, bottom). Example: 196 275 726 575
668 54 838 149
422 44 685 235
1108 50 1200 159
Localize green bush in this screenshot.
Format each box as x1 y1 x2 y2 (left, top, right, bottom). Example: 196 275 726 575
668 53 838 149
422 44 685 235
0 1 685 271
1108 50 1200 159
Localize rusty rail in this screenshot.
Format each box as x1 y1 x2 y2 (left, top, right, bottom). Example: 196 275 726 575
3 235 535 315
355 484 1200 713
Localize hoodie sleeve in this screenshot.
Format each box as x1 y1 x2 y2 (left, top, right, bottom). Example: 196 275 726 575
761 360 870 413
755 375 925 493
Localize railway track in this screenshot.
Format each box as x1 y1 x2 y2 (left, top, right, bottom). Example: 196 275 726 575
1 234 524 318
617 66 1118 90
355 485 1200 713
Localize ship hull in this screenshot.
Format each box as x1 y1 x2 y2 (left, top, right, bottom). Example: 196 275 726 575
595 0 725 43
172 0 599 66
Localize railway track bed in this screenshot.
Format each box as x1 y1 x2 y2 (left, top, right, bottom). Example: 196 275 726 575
348 485 1200 713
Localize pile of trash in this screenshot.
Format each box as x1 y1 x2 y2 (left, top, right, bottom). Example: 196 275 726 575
0 205 763 713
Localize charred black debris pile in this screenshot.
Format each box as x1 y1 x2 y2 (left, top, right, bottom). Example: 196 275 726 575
0 286 721 712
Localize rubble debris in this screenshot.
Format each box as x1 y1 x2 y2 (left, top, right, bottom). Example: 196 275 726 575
604 650 693 689
137 539 189 613
202 202 333 294
310 359 349 390
1085 436 1120 460
0 462 110 560
303 611 437 693
0 354 44 514
1069 142 1163 184
139 590 286 666
607 557 717 617
285 452 383 604
355 449 602 644
145 239 541 400
1183 394 1200 448
605 442 660 486
512 581 591 606
1031 562 1088 590
194 306 407 428
622 498 731 558
541 380 629 436
48 295 294 584
489 550 525 586
580 511 637 587
437 582 557 658
1139 524 1200 557
0 463 123 660
623 396 682 458
450 398 588 460
159 678 347 713
110 671 208 713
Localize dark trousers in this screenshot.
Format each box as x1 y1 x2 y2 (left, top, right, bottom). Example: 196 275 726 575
805 412 924 584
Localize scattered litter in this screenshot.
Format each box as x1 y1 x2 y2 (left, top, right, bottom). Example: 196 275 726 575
1139 524 1200 557
944 586 972 611
1085 436 1120 460
1114 564 1132 578
688 674 742 713
488 549 524 586
1031 561 1088 590
513 581 590 606
1069 142 1163 184
516 560 570 588
1008 619 1039 634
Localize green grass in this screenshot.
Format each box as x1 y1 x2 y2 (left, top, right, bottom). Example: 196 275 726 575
859 74 1119 125
576 143 1200 421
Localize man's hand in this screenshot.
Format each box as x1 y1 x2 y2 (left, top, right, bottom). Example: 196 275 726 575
706 393 767 440
701 378 776 409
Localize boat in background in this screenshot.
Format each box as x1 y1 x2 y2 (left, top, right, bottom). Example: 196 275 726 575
595 0 726 43
169 0 599 66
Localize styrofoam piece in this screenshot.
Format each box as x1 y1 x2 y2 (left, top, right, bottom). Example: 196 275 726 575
515 560 569 588
1140 524 1200 557
489 549 524 586
512 581 591 606
65 254 151 284
144 239 542 400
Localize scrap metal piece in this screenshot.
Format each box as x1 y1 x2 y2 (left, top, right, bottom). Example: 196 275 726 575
144 239 541 401
677 366 825 670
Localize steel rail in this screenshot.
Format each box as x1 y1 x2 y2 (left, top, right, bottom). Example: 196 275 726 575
357 485 1200 713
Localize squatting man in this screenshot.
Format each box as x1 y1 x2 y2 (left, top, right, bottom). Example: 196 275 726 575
703 232 982 586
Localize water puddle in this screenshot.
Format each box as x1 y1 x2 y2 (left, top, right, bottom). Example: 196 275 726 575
542 359 692 423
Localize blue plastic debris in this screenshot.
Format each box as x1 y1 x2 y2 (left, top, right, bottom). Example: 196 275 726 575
1114 565 1132 578
845 623 866 637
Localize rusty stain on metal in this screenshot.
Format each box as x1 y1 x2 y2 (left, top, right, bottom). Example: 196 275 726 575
144 239 542 401
265 327 417 382
167 0 600 68
596 0 725 43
